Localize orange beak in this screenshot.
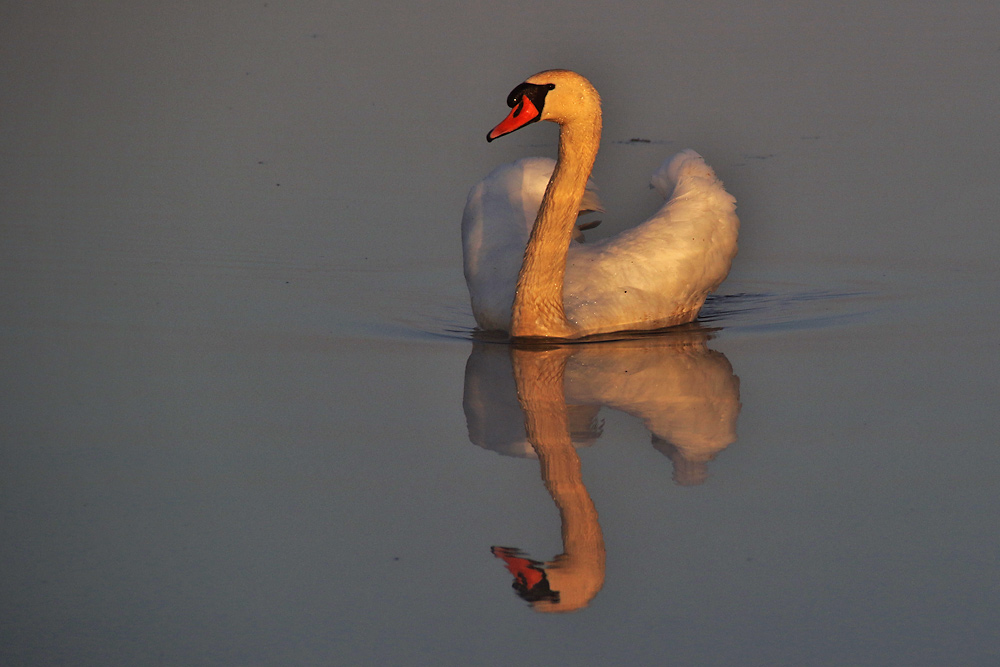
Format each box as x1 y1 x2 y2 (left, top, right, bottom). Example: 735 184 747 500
492 546 546 590
487 95 541 142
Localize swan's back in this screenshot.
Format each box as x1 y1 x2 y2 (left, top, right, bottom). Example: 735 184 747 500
564 150 739 335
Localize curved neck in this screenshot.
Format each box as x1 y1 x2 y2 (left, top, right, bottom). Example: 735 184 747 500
511 113 602 338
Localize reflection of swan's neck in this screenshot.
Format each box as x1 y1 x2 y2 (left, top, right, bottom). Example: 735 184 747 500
512 347 605 612
535 435 605 594
511 113 602 338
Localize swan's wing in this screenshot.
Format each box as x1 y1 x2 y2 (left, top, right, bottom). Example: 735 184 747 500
573 188 603 241
578 188 604 215
564 150 739 334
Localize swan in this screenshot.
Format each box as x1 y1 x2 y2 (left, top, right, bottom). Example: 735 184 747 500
462 69 739 339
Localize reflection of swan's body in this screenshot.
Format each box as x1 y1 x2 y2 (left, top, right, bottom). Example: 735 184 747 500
464 329 740 484
563 333 741 486
462 70 739 339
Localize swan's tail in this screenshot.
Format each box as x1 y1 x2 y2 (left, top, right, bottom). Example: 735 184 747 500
650 149 720 199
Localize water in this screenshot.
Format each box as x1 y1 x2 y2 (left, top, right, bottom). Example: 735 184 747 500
3 2 999 665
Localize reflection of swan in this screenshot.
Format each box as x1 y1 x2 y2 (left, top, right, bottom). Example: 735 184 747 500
464 329 741 611
462 69 739 339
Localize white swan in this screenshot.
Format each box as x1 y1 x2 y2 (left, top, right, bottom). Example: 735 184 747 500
462 69 739 339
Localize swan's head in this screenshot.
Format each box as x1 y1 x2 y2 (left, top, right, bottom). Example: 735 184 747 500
487 70 601 142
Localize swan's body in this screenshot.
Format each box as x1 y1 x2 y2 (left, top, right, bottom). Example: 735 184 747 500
462 70 739 339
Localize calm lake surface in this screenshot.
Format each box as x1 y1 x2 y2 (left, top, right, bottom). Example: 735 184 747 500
3 2 999 665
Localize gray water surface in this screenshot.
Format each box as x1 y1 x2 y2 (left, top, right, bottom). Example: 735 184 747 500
3 2 999 666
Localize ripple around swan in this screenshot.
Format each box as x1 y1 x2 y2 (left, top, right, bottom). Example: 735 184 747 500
387 278 889 343
355 261 897 344
698 286 884 332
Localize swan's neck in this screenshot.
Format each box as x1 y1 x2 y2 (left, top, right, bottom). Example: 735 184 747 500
511 113 601 338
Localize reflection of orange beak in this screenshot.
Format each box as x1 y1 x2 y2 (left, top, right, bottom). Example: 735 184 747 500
491 546 545 590
487 96 541 142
